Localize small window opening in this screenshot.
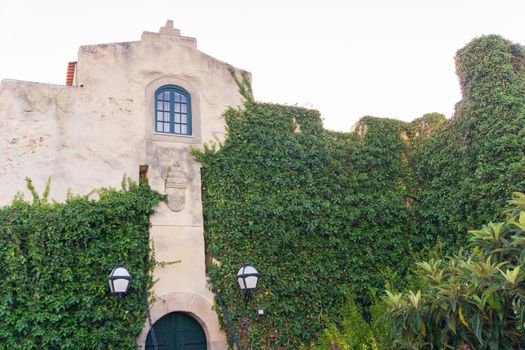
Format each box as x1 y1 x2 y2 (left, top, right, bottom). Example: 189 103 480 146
139 165 149 184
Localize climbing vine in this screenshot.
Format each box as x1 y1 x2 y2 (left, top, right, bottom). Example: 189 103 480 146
0 179 164 350
197 34 525 349
196 104 419 348
411 35 525 250
2 34 522 350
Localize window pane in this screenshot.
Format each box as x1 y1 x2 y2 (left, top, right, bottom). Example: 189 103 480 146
154 87 192 135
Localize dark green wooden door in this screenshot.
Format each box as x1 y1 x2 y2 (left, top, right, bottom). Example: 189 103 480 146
145 312 207 350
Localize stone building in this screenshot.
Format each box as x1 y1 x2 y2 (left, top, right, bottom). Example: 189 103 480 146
0 21 247 349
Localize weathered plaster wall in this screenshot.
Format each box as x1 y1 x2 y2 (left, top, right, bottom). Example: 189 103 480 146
0 21 245 349
0 21 244 204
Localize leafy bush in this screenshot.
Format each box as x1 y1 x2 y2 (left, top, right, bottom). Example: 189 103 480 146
304 296 388 350
385 192 525 349
0 179 164 349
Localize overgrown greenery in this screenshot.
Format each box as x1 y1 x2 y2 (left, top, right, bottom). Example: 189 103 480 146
411 35 525 250
303 295 389 350
197 34 525 349
0 179 164 349
386 192 525 349
1 34 519 350
196 86 426 348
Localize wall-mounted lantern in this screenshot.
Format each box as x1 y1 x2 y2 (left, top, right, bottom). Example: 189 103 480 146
236 263 260 303
108 264 131 296
108 264 158 350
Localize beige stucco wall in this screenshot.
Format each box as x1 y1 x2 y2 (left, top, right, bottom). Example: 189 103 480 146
0 21 246 349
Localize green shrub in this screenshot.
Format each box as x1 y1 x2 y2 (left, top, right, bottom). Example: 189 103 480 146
304 296 388 350
0 179 164 349
385 192 525 349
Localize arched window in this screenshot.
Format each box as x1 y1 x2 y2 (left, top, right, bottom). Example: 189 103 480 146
155 85 192 135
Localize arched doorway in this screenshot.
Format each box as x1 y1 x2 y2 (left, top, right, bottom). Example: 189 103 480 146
145 312 207 349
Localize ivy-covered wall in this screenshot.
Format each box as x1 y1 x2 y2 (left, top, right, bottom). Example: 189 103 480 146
0 180 163 349
196 102 425 349
412 35 525 249
1 34 522 350
196 34 525 348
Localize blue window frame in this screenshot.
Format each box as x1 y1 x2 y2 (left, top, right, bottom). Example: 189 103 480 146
155 86 192 135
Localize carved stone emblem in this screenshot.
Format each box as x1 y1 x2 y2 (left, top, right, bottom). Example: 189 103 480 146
165 163 189 212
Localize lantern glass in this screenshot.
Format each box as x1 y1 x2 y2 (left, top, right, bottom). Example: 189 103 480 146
245 275 258 290
237 276 246 290
112 278 130 294
244 265 257 275
109 264 131 295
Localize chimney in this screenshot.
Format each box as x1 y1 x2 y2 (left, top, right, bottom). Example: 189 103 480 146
66 62 77 86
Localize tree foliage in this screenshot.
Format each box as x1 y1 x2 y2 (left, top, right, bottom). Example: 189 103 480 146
386 192 525 349
0 179 164 349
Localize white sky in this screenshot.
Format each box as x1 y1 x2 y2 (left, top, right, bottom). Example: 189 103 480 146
0 0 523 131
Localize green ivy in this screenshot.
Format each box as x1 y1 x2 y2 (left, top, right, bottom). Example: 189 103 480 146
195 103 419 348
0 179 164 349
197 34 525 349
411 35 525 250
